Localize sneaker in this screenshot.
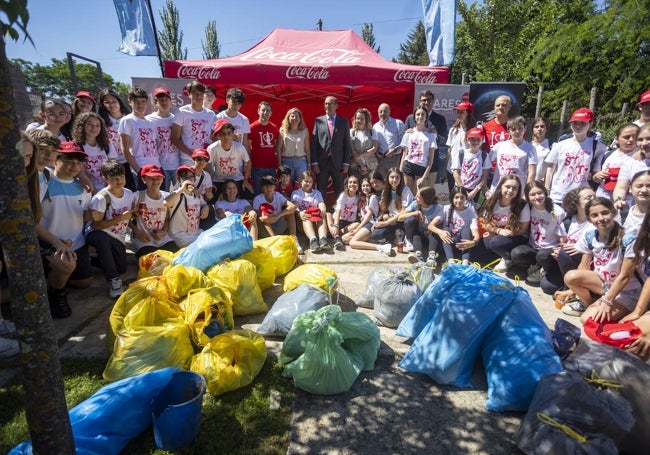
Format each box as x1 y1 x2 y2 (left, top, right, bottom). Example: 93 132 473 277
426 252 438 266
310 237 320 252
377 244 394 256
408 251 424 264
562 299 587 317
48 288 71 319
0 336 19 359
494 259 511 273
403 239 414 253
319 236 330 250
108 277 124 299
0 319 16 337
526 265 544 286
333 236 344 250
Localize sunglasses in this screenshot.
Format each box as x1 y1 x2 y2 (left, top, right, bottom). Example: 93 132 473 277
194 157 209 162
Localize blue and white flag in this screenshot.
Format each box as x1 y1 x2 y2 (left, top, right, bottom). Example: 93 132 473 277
421 0 456 66
113 0 158 56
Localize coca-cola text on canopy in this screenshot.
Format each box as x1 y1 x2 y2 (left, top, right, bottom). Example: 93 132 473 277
393 69 439 85
240 47 363 65
177 65 222 80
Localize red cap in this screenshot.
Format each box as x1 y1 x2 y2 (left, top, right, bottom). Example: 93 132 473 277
75 91 96 103
212 118 233 135
140 164 164 177
192 148 210 160
58 141 88 157
603 168 620 191
259 202 275 217
153 87 171 98
637 90 650 107
570 108 594 123
305 206 323 222
466 127 484 139
453 101 474 114
176 165 195 176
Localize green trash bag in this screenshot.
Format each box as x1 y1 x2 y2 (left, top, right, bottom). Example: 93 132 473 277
279 305 380 395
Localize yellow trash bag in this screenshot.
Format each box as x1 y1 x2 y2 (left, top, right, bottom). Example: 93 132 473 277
137 249 176 279
163 263 211 299
180 286 234 347
254 235 298 277
190 329 267 396
103 321 194 382
107 276 181 353
239 245 276 290
283 264 339 295
207 259 267 316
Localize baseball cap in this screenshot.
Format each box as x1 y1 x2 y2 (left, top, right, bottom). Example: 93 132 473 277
192 148 210 160
176 165 195 176
140 164 164 177
75 91 96 104
636 90 650 107
570 108 594 123
603 168 620 191
259 202 275 217
153 87 171 98
305 206 323 222
212 119 234 135
58 141 88 158
466 127 484 139
260 175 276 186
453 101 474 114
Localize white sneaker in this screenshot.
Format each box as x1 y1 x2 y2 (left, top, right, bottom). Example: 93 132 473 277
0 336 19 359
108 278 124 298
0 319 16 337
377 244 394 256
494 259 510 273
562 299 587 317
426 252 438 267
403 239 414 253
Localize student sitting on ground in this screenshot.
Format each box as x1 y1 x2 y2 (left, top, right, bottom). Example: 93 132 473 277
215 179 258 240
291 171 329 252
253 175 297 239
165 165 209 248
397 186 443 264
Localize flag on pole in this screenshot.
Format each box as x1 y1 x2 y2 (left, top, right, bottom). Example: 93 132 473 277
113 0 158 56
421 0 456 66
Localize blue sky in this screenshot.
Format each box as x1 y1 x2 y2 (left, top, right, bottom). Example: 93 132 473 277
6 0 428 84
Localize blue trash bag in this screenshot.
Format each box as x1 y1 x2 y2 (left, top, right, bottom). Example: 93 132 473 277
173 215 253 272
481 290 563 412
257 284 330 337
398 264 518 388
513 371 634 454
10 367 180 455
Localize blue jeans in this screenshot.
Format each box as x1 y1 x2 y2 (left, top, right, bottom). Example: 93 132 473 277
282 157 308 184
251 167 277 195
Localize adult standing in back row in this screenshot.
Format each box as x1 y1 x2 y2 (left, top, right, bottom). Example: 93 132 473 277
311 96 351 198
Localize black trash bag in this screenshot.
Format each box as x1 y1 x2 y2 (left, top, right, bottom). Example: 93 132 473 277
564 339 650 454
357 265 406 309
373 270 421 328
514 371 634 454
551 318 582 358
257 284 330 337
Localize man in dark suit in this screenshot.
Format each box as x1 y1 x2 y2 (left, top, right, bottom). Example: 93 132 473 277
311 96 351 199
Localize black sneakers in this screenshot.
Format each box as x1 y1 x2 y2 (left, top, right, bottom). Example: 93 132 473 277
48 288 72 318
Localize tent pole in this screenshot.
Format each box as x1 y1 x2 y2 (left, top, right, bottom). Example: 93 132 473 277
146 0 165 77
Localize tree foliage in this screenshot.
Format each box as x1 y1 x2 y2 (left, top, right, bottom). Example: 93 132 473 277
395 21 428 65
10 57 128 99
361 23 380 53
0 1 74 452
202 20 221 59
159 0 187 60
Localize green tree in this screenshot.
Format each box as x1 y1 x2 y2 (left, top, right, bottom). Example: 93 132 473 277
10 58 128 99
0 1 74 452
529 0 650 118
202 20 221 59
395 21 428 65
361 23 380 53
159 0 187 60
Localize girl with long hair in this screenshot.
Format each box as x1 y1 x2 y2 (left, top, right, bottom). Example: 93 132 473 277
369 167 414 248
72 111 117 192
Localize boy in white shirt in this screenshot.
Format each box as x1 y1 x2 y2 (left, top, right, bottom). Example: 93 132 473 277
253 175 297 238
146 86 179 190
164 165 210 247
86 160 135 298
208 119 254 199
171 81 216 166
215 87 251 152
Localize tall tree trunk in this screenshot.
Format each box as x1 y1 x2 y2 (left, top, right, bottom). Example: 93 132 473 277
0 37 74 453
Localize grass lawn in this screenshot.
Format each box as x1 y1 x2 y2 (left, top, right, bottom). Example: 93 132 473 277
0 356 293 454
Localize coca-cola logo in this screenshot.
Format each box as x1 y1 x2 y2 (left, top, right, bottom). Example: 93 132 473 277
286 65 330 80
393 69 439 85
241 47 363 65
176 65 222 80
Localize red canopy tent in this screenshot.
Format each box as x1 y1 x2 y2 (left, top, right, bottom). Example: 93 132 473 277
163 28 449 125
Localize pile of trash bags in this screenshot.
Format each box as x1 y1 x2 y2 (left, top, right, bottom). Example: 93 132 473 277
397 262 563 412
105 216 300 396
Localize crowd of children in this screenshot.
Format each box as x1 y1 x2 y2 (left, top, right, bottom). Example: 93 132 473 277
3 85 650 362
